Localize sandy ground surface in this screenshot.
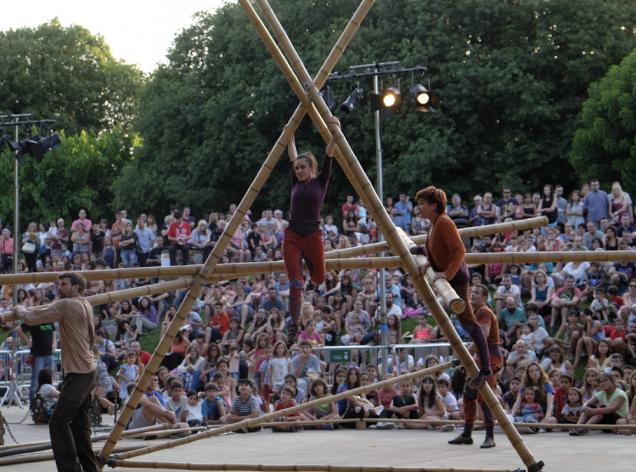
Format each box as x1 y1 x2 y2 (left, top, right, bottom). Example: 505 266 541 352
1 406 635 471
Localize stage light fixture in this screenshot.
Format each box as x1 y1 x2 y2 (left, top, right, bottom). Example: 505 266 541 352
340 86 365 113
410 84 432 112
320 87 336 112
381 86 401 109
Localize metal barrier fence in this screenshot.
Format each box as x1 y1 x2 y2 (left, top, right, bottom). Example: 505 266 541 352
314 342 459 383
0 349 62 408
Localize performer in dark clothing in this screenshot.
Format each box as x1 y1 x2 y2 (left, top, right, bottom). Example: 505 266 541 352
284 116 340 339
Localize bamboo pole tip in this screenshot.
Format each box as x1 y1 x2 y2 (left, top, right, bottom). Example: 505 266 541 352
449 298 466 314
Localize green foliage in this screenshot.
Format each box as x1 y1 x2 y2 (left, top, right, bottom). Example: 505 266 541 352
0 19 144 132
570 48 636 190
115 0 636 218
0 127 142 225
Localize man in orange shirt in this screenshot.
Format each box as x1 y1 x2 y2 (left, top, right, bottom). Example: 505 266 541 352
448 284 503 449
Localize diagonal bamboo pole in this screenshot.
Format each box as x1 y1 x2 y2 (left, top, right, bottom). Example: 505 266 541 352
325 216 549 259
0 278 194 324
395 226 464 313
108 362 454 462
96 1 375 466
249 1 542 470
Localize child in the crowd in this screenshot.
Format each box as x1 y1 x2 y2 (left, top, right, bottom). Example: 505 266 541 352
554 372 573 422
438 378 462 420
513 387 543 423
560 387 583 424
590 286 611 323
391 380 419 422
201 383 227 425
272 386 301 432
503 376 522 412
185 390 205 427
34 367 59 422
118 351 140 401
301 378 340 428
269 341 290 394
416 376 450 431
93 345 117 413
228 343 242 381
166 380 188 423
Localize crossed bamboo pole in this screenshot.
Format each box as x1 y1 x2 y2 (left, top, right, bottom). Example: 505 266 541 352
107 361 454 463
325 216 549 259
95 0 376 466
244 0 541 470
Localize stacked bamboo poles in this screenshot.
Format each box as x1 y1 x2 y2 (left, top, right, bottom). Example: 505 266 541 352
96 1 376 466
325 216 549 260
0 443 146 467
0 424 168 457
112 462 518 472
107 362 454 462
0 277 194 323
245 1 541 471
1 248 636 289
395 226 464 314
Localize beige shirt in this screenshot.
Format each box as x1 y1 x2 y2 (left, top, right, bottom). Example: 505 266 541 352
18 298 96 374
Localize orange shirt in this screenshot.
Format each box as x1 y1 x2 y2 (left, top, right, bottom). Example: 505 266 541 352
425 213 465 280
474 305 500 348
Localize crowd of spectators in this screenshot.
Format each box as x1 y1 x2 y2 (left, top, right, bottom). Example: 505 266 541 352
3 178 636 434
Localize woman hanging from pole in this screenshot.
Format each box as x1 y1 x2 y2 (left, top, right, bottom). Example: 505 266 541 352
284 116 340 342
410 186 492 388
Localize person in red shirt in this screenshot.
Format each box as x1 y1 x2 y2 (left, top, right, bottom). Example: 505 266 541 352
167 210 192 266
553 372 574 423
206 302 230 344
272 386 301 432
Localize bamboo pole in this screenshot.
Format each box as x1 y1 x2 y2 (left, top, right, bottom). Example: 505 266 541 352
0 277 193 323
97 1 375 466
325 217 549 260
363 417 636 430
112 461 517 472
108 362 454 461
395 227 464 314
260 418 358 428
464 250 636 264
0 257 397 285
0 423 169 457
0 443 146 467
247 1 542 470
2 248 636 287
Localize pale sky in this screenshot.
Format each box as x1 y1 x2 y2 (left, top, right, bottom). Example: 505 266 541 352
0 0 229 73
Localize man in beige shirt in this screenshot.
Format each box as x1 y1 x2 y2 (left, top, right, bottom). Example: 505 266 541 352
15 272 97 472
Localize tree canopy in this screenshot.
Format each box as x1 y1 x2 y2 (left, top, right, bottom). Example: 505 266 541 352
570 48 636 191
114 0 636 219
0 19 144 132
0 20 144 225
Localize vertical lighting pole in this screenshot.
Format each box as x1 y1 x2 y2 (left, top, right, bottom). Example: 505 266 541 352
328 62 428 375
12 116 20 305
373 70 388 375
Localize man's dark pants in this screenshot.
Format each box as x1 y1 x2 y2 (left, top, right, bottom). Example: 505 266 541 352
50 371 97 472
